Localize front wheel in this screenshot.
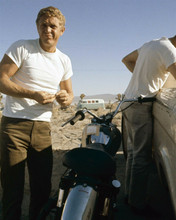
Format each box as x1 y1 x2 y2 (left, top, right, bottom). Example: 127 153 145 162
37 196 62 220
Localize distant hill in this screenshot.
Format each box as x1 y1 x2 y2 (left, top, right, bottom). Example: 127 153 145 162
73 94 117 104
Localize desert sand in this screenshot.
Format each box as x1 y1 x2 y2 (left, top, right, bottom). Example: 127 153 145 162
0 104 122 219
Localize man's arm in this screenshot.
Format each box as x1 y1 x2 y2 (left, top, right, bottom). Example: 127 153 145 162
122 50 138 73
167 62 176 80
0 54 55 104
55 78 74 107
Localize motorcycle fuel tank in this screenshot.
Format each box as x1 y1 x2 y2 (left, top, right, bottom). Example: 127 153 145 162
61 185 97 220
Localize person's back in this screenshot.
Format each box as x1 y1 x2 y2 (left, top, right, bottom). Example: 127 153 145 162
121 36 176 216
125 37 176 99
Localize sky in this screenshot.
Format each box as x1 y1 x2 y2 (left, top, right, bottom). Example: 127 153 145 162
0 0 176 96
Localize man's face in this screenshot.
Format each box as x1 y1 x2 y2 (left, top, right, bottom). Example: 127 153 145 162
37 16 65 52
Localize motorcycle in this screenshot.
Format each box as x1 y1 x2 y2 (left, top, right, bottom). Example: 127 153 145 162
37 96 155 220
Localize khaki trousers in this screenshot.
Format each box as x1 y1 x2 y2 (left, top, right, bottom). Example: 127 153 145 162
0 116 53 220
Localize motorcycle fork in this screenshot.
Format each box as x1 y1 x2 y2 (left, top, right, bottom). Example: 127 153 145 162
97 179 120 217
57 169 76 209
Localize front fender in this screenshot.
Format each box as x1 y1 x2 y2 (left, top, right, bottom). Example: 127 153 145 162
61 185 98 220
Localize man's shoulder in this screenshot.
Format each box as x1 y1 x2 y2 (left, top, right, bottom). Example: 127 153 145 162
152 37 172 47
55 48 71 62
11 39 37 47
56 48 68 57
141 37 172 52
8 39 38 54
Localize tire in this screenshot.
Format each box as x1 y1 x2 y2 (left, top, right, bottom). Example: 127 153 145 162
37 197 62 220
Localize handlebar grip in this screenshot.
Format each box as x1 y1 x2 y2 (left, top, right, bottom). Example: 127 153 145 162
138 97 156 103
70 114 82 125
70 110 85 125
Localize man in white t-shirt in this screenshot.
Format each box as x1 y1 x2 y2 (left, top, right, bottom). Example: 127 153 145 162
122 36 176 215
0 6 74 220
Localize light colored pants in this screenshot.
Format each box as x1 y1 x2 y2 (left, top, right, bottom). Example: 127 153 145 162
122 102 153 209
0 116 53 220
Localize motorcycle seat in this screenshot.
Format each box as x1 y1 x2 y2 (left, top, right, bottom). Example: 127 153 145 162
62 145 116 178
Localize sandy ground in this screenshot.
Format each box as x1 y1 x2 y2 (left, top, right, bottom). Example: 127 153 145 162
0 106 175 220
0 104 123 219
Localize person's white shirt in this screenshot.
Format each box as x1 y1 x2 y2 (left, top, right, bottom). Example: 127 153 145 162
125 37 176 99
3 39 73 121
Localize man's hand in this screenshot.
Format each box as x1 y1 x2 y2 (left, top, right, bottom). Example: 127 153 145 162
33 91 56 104
55 90 70 106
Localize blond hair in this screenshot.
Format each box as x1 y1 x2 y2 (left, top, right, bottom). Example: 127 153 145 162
36 6 66 27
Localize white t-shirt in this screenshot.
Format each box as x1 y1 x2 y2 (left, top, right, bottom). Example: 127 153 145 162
124 37 176 99
3 39 73 121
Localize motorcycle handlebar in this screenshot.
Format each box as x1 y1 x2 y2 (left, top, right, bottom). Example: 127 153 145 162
112 96 156 117
70 110 85 125
138 97 156 103
62 96 156 127
61 110 86 127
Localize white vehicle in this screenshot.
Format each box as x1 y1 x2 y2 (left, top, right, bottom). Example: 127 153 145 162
152 87 176 217
77 99 105 110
